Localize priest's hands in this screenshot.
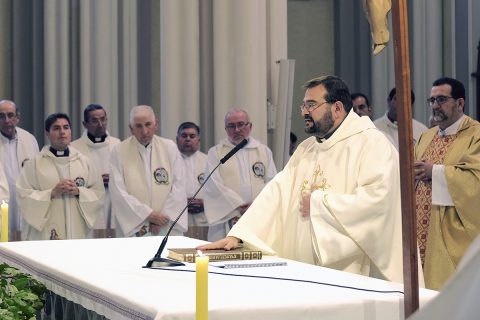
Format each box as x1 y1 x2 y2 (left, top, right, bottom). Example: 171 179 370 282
148 211 170 235
300 192 311 217
414 160 433 182
196 236 241 251
51 179 80 198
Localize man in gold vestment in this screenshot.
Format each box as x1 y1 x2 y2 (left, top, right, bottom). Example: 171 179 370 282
414 77 480 290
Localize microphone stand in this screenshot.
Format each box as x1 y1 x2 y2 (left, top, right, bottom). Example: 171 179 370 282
144 138 248 268
144 162 221 268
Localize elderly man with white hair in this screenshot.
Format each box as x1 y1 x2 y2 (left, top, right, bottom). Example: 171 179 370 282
109 105 187 237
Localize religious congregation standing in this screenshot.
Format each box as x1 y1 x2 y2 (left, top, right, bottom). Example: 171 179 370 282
0 75 478 294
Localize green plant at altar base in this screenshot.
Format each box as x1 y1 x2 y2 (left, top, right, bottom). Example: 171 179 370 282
0 263 46 320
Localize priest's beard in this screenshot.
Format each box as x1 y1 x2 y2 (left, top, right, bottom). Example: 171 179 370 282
432 109 447 123
304 111 334 138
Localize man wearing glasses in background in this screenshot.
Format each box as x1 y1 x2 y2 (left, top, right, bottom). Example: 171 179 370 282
414 77 480 290
0 100 39 241
71 104 120 238
203 109 277 241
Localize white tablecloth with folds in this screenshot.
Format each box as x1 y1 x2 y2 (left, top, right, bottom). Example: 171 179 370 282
0 236 437 320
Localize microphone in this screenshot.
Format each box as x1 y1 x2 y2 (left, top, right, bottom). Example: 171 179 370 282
144 138 249 268
220 138 248 164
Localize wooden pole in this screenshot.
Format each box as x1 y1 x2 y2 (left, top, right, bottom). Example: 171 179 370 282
390 0 419 317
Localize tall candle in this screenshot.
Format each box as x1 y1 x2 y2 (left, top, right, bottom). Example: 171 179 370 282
1 200 8 242
196 251 208 320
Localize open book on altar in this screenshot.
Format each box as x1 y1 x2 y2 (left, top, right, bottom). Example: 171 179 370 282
167 247 262 263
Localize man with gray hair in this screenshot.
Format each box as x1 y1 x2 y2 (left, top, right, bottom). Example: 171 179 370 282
203 108 277 241
0 99 39 240
109 105 187 237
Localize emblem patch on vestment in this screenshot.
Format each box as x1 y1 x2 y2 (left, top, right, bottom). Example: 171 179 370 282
74 177 86 187
197 173 205 184
252 161 265 177
154 168 169 185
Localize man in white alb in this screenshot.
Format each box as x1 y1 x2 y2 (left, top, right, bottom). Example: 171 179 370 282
176 121 209 240
71 104 120 237
109 105 187 237
199 76 405 283
0 99 39 240
203 109 277 242
16 113 104 240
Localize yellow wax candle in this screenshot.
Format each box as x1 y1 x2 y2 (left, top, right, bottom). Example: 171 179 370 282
1 200 8 242
196 252 208 320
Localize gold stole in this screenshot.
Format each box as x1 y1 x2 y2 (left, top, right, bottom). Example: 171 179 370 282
416 134 457 266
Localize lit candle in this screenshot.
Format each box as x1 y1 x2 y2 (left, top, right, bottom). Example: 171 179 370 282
196 250 208 320
1 200 8 242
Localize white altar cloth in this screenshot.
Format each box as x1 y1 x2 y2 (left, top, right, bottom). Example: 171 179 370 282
0 236 437 320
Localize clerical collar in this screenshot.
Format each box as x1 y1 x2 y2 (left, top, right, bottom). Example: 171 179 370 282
87 132 107 143
50 147 70 157
315 117 346 143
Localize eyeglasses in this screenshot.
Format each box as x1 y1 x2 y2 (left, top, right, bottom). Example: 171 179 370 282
427 96 455 105
299 101 329 113
226 122 250 131
0 112 17 120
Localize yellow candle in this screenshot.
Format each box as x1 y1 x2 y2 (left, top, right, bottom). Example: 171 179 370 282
196 252 208 320
1 200 8 242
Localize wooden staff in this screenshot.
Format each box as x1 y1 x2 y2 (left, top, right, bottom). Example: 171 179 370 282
390 0 419 316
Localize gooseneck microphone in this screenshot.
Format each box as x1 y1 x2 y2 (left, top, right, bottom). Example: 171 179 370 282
144 138 249 268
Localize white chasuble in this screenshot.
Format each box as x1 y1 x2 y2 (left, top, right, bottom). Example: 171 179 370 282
110 136 187 237
16 146 105 240
229 111 405 283
204 137 276 226
71 131 121 230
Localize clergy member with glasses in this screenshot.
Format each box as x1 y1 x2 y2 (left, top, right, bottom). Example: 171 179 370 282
0 99 39 241
203 108 277 241
414 77 480 290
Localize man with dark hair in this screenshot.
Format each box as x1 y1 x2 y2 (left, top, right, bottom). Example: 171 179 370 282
0 99 39 240
374 87 428 149
199 75 405 283
351 92 373 118
176 121 208 240
414 77 480 290
71 104 120 238
16 113 104 240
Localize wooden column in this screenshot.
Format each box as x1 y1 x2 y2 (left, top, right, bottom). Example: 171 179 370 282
390 0 419 317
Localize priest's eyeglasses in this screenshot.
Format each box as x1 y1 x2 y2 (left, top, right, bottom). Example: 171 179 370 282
427 96 455 106
300 101 329 113
226 122 250 131
0 112 17 120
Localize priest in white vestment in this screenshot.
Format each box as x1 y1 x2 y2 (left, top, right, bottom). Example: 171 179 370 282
71 104 120 238
0 100 39 240
199 76 404 283
16 113 104 240
110 105 187 237
176 122 209 240
203 109 277 242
